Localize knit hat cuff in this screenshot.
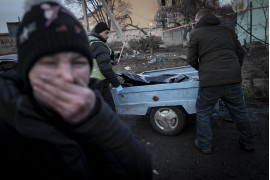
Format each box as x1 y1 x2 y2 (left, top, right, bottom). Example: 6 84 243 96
18 30 92 85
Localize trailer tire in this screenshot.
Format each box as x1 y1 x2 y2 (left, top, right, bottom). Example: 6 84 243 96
150 106 187 136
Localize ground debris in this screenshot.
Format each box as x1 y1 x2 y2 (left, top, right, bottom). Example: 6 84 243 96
180 55 187 60
148 58 157 63
124 66 132 70
152 169 159 175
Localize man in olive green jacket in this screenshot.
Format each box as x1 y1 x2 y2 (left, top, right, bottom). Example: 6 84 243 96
188 9 254 154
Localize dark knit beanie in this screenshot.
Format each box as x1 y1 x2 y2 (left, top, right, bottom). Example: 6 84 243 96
94 22 110 34
16 1 92 86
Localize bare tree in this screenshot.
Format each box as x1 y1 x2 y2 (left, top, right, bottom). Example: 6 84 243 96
121 14 147 34
109 0 132 27
64 0 132 28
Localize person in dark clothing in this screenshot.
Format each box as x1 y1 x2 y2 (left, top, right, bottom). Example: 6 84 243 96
0 1 152 179
187 9 254 154
89 22 123 111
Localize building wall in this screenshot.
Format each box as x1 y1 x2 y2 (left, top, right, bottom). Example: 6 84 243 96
78 0 219 32
162 28 186 46
78 1 159 32
125 0 159 29
107 28 163 43
80 0 221 46
106 27 187 47
237 0 269 45
0 33 16 55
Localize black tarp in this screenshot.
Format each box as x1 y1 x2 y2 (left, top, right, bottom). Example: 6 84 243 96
119 72 198 86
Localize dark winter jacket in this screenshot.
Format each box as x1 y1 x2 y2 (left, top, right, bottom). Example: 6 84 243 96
0 70 152 180
187 15 245 87
89 32 120 87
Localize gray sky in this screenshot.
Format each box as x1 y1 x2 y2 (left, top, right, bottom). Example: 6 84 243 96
0 0 232 33
0 0 24 33
0 0 76 33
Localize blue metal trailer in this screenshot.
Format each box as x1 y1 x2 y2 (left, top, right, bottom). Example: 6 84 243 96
111 65 199 135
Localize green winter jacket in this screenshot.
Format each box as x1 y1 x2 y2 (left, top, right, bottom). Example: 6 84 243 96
187 15 245 87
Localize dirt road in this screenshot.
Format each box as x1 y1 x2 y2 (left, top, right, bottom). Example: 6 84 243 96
120 99 268 180
113 46 268 179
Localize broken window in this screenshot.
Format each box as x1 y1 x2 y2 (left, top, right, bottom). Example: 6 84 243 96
173 13 178 22
164 13 168 26
161 0 166 6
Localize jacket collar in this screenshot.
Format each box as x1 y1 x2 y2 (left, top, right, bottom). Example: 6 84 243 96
88 31 107 43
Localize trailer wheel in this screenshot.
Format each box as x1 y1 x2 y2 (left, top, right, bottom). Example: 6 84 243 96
150 106 187 136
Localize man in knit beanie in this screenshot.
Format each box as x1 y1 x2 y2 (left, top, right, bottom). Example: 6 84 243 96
0 0 152 179
89 22 123 111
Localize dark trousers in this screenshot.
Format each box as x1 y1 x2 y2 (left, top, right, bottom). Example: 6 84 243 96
96 79 116 112
196 83 254 147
